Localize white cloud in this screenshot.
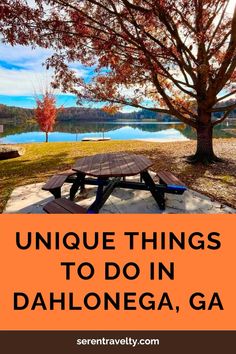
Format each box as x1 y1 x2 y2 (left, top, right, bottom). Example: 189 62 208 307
227 0 235 14
0 43 88 95
0 43 52 68
0 67 51 95
0 66 87 95
0 0 235 97
0 43 54 94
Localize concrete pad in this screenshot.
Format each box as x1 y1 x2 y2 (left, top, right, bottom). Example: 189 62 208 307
3 181 235 214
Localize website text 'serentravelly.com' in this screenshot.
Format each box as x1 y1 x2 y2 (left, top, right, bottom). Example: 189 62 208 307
76 337 160 347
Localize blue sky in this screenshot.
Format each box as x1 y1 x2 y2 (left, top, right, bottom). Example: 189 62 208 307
0 43 94 109
0 42 138 112
0 43 136 112
0 0 235 110
0 94 78 108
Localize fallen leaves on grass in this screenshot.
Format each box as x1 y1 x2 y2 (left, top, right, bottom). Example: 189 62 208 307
0 138 235 212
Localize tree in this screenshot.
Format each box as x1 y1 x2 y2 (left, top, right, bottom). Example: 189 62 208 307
35 92 59 142
1 0 236 161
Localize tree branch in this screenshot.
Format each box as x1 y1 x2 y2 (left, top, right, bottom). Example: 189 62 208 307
216 89 236 102
212 109 234 126
211 102 236 112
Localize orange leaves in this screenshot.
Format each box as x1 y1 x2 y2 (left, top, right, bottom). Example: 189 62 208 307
34 92 62 134
109 54 120 68
171 95 196 116
2 0 236 131
101 105 121 115
214 50 225 64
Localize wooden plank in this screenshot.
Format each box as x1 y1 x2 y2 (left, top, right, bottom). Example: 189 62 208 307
55 198 87 213
73 155 89 174
42 175 68 190
137 154 153 171
73 152 153 178
106 153 151 177
98 153 111 177
43 201 71 214
43 170 77 191
85 153 101 176
82 137 111 141
43 198 87 214
121 153 139 175
111 153 136 177
58 169 77 176
109 153 123 176
85 154 97 176
131 154 149 175
157 171 186 187
74 154 100 176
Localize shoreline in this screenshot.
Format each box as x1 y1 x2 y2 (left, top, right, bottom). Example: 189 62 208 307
2 136 236 146
134 138 190 143
1 139 191 145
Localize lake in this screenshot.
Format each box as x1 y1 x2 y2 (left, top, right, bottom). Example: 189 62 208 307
0 120 235 144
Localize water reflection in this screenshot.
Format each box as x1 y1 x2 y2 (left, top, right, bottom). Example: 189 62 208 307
0 119 235 144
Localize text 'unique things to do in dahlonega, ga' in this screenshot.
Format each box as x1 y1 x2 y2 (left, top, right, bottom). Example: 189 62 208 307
13 230 224 312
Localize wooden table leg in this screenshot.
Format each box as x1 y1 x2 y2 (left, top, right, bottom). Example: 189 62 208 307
140 171 165 210
70 173 85 200
50 187 61 199
88 177 120 213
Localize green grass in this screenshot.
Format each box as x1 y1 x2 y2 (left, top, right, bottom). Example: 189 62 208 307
1 139 235 212
221 175 234 184
0 140 157 212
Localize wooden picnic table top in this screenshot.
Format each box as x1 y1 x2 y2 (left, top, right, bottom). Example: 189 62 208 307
73 152 153 178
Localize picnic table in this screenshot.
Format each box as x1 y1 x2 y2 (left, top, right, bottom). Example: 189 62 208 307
43 152 187 214
71 152 165 212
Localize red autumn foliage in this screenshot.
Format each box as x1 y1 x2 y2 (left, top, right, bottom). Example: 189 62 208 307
34 92 61 142
102 105 121 115
1 1 236 161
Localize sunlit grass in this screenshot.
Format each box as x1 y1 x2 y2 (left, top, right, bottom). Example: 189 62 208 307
0 139 235 213
0 140 156 212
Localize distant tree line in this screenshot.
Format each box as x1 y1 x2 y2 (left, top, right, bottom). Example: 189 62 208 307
0 102 235 123
0 104 34 121
57 107 161 121
0 104 161 121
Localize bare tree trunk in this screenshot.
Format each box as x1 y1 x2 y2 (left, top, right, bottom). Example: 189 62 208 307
188 112 221 163
45 132 48 143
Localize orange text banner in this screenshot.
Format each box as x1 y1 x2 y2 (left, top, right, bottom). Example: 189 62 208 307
0 214 235 330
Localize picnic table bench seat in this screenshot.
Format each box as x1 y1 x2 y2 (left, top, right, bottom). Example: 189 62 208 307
42 153 188 213
156 171 187 194
43 198 87 214
42 169 77 198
